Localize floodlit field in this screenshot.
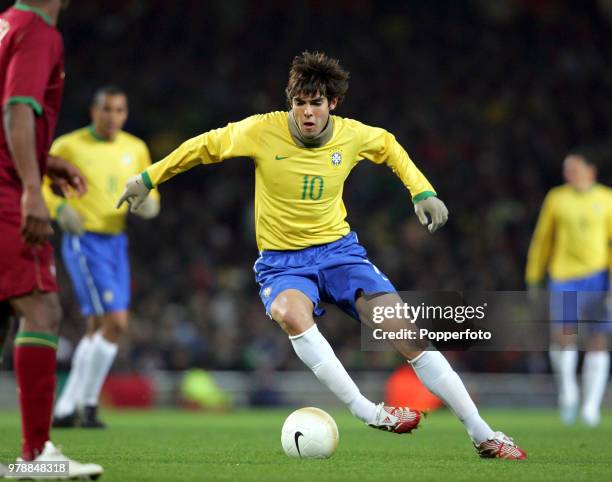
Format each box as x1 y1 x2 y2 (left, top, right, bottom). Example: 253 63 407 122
1 408 611 481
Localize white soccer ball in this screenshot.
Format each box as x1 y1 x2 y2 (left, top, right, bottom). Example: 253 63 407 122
281 407 339 459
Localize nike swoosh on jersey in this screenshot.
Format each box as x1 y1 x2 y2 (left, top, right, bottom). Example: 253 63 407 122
275 155 289 160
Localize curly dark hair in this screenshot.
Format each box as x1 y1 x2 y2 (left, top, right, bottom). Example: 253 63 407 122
285 51 350 109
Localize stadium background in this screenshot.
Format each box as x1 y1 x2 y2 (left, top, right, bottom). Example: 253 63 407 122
1 0 611 400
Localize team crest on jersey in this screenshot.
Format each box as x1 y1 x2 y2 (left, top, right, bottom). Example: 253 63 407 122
263 287 272 299
122 153 133 165
331 151 342 166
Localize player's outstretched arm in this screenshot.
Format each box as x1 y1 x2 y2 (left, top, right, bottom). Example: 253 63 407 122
358 125 449 233
117 116 262 212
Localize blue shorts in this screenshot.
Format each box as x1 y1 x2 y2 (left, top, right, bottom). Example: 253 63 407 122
253 232 396 321
61 232 130 316
549 270 610 330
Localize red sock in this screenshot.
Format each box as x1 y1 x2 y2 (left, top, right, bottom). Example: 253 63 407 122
13 332 58 461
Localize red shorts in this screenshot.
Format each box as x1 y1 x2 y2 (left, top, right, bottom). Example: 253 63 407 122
0 216 58 302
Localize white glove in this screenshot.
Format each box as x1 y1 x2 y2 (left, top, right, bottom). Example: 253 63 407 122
414 196 448 233
57 202 84 235
117 173 151 212
131 196 160 219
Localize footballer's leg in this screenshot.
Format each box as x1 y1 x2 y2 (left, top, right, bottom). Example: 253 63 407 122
79 310 125 428
270 289 379 425
0 301 13 367
53 315 99 427
581 333 609 427
8 294 103 477
356 294 492 440
10 291 61 461
549 326 579 425
359 292 528 457
356 293 526 458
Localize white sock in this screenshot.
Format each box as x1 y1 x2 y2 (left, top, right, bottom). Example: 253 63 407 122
80 331 118 407
289 324 377 423
54 336 93 417
549 345 579 424
581 351 610 426
410 351 494 444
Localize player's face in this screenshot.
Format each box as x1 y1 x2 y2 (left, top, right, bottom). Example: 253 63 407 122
563 155 594 188
291 93 338 139
91 94 128 140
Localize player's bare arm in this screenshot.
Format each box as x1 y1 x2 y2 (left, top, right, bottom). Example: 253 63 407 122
3 103 53 245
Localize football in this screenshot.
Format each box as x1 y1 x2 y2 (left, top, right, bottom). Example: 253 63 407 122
281 407 339 459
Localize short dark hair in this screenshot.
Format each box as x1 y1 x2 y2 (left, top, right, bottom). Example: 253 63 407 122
91 85 127 106
285 51 349 109
566 149 600 170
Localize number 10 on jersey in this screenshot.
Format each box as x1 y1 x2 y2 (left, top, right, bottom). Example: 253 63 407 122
301 175 324 200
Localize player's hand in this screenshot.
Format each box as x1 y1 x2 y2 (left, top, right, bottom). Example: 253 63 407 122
527 283 542 305
414 196 448 233
117 173 151 211
57 202 84 235
131 196 160 219
20 186 54 245
47 155 87 197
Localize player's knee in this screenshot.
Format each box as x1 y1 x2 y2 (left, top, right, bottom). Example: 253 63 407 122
585 334 608 351
270 296 312 335
22 297 61 334
39 294 62 334
101 312 128 342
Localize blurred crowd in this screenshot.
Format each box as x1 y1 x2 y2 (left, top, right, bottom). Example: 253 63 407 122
4 0 611 374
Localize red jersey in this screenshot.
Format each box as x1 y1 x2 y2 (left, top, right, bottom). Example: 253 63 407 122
0 4 64 218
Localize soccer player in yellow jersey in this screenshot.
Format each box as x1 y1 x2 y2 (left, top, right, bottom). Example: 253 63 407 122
43 86 160 428
119 52 525 459
526 153 611 426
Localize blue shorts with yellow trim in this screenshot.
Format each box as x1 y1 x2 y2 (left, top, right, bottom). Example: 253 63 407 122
549 270 610 331
61 233 130 316
253 231 396 321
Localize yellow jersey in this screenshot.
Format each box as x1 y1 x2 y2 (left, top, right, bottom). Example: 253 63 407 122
526 183 612 284
44 126 159 234
145 111 436 251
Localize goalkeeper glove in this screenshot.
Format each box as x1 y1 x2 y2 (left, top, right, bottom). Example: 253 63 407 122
57 202 84 235
414 196 448 233
117 173 151 212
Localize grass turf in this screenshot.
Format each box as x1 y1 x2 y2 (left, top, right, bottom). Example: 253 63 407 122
1 408 611 481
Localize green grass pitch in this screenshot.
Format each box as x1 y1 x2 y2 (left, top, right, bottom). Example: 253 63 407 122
1 408 611 481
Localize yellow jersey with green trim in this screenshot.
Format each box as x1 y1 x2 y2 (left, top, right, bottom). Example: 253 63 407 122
526 183 611 284
43 127 159 234
145 112 436 250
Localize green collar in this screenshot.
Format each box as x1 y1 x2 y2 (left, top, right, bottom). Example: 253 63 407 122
87 125 109 142
14 2 53 26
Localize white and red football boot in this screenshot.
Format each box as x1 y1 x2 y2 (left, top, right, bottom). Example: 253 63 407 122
369 404 422 434
475 431 527 460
